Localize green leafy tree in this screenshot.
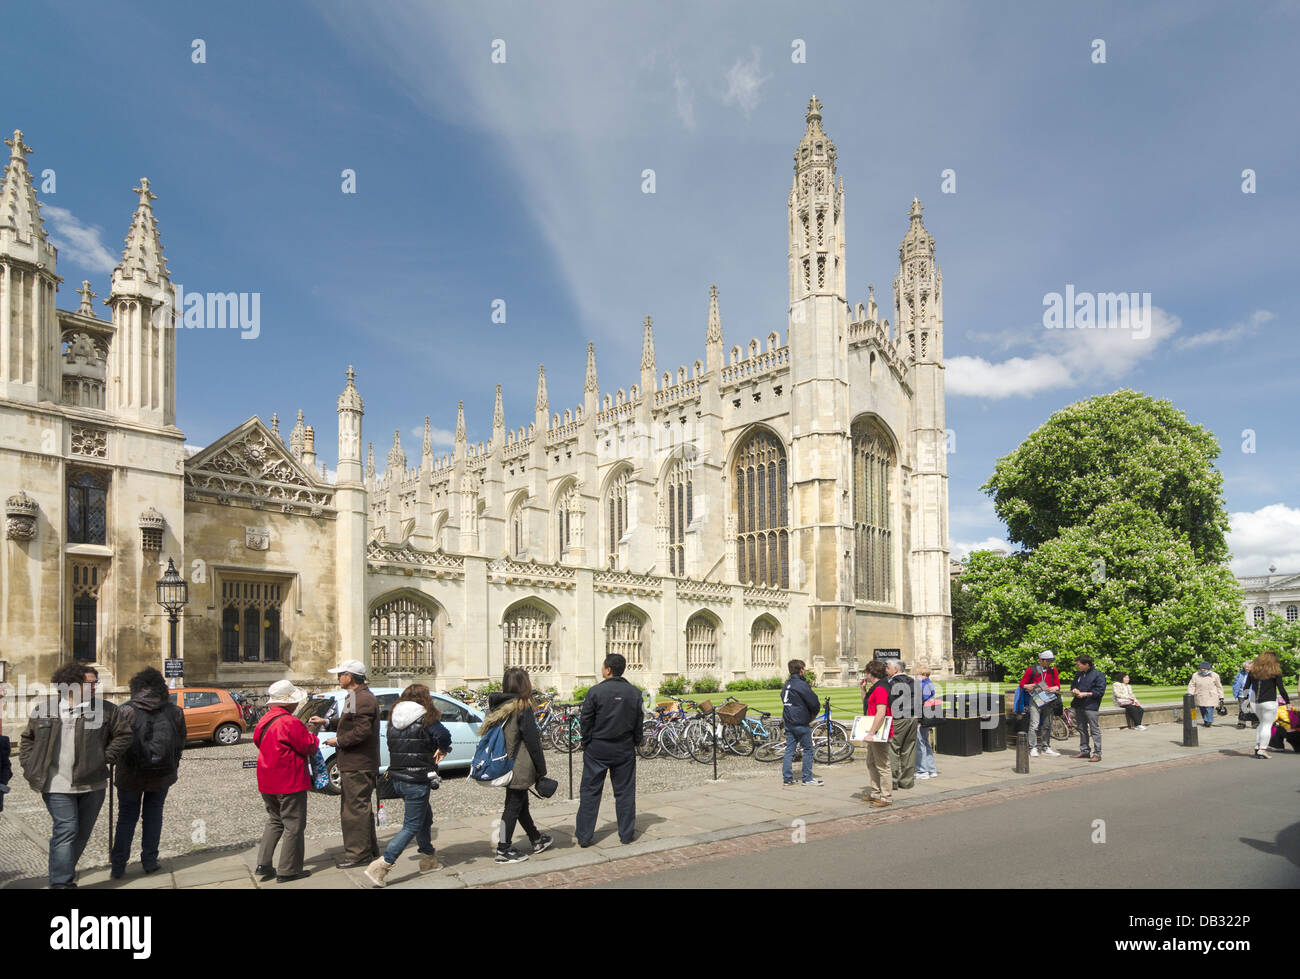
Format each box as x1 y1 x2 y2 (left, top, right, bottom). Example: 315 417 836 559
1239 614 1300 677
983 390 1230 564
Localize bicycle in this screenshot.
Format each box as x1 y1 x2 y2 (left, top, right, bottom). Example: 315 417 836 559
549 703 582 753
1049 701 1078 744
754 702 853 763
688 696 780 761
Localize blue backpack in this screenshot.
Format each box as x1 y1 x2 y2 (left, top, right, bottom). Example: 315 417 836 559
468 720 519 786
1012 685 1028 715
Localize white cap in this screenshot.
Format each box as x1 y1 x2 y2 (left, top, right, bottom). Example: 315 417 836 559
327 659 367 676
1038 651 1055 660
266 680 307 706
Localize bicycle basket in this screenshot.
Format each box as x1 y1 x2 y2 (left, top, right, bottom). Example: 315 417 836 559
717 702 748 725
697 699 714 715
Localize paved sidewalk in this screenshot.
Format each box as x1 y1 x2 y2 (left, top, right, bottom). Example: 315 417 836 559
2 718 1262 889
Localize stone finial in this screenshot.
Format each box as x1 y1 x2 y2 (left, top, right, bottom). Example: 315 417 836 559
493 384 505 433
115 177 169 283
337 364 364 413
0 128 47 242
6 490 38 540
455 400 466 444
805 94 823 126
641 316 656 373
535 365 548 415
270 412 281 439
422 416 433 461
387 429 407 472
76 281 97 316
706 285 722 346
584 343 598 394
365 442 376 480
288 409 307 460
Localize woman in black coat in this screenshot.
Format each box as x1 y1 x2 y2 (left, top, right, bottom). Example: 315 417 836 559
479 667 552 863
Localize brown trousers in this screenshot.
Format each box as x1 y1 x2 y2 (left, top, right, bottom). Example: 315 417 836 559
258 791 307 876
339 770 378 861
866 741 892 801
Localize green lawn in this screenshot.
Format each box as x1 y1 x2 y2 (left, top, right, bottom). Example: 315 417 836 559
679 682 1217 719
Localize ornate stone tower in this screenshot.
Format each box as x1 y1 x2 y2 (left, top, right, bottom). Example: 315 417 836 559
335 366 367 659
894 199 951 670
0 130 60 404
108 178 176 428
786 96 854 674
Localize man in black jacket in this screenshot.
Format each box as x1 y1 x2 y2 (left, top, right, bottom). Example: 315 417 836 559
781 660 823 786
576 654 643 846
886 660 918 790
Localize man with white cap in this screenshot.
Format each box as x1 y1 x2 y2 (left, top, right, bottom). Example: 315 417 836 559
308 658 379 868
253 680 317 883
1018 651 1062 757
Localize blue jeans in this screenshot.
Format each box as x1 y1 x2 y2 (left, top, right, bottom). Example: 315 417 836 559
44 789 106 887
917 725 937 774
111 786 170 872
383 781 432 864
783 724 814 783
1199 706 1214 725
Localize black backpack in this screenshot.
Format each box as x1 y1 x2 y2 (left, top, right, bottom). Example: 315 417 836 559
124 707 180 778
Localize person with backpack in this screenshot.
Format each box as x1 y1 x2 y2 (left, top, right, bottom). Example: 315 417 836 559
576 654 643 847
1243 650 1290 760
476 667 555 863
110 667 185 879
1019 651 1062 757
364 684 452 886
253 680 318 883
19 660 132 888
780 659 823 786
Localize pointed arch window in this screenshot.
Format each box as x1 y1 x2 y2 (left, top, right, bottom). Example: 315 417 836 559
666 455 694 577
67 469 108 545
220 578 287 663
369 594 438 672
556 482 578 560
605 468 630 570
852 418 894 603
503 601 553 673
606 606 646 671
685 613 718 673
734 430 788 588
508 499 527 559
750 616 779 670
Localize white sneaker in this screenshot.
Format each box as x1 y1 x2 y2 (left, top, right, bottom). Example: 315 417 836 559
916 772 931 780
1136 725 1148 731
929 772 938 778
1043 748 1060 756
1030 747 1039 757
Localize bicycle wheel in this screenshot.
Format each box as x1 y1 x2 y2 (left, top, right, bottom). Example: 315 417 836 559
1050 715 1069 743
726 723 755 757
688 719 723 763
636 721 662 759
660 722 693 760
812 720 854 763
754 731 787 762
551 719 581 754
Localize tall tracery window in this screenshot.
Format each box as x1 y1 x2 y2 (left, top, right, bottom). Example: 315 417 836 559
504 601 553 672
605 469 629 569
685 612 718 672
852 418 894 603
555 482 578 561
606 606 645 671
734 430 788 588
665 455 694 577
508 500 527 559
750 616 778 670
220 579 285 663
369 594 438 671
67 470 108 545
70 562 103 662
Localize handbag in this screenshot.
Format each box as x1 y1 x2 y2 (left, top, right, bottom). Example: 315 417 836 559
531 776 559 799
308 748 330 791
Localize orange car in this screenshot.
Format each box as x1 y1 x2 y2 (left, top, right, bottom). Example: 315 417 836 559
169 686 246 746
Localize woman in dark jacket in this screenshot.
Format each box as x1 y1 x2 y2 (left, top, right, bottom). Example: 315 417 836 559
110 667 186 878
480 667 552 863
1244 651 1290 759
364 684 451 887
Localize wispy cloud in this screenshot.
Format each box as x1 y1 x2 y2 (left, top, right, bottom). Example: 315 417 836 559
948 306 1181 399
951 537 1013 561
1175 309 1275 350
408 425 456 448
674 73 696 130
43 204 117 275
720 48 769 118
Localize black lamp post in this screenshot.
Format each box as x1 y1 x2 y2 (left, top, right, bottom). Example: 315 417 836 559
156 557 189 687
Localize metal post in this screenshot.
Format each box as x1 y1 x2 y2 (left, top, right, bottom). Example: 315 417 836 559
1182 694 1198 747
711 705 718 781
107 764 114 860
1014 732 1030 773
823 697 835 766
567 706 574 801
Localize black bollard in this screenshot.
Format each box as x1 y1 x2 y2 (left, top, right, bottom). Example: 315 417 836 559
566 705 575 800
1182 694 1198 747
1014 732 1030 774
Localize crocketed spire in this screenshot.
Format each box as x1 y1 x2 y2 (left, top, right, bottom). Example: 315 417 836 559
289 410 306 460
422 416 433 462
455 400 466 445
336 365 364 413
640 316 656 373
584 342 598 394
387 429 406 472
493 384 505 436
706 285 722 346
365 441 376 480
114 177 169 286
535 365 548 415
0 129 46 244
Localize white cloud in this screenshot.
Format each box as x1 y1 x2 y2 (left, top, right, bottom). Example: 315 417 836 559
674 73 696 130
1175 309 1275 350
43 205 117 275
948 305 1181 399
408 425 456 448
1228 503 1300 575
950 537 1013 561
720 49 768 118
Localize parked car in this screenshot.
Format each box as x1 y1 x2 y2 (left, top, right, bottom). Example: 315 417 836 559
168 686 246 746
295 688 484 793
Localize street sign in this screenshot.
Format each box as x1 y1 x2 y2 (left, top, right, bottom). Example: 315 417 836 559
242 760 258 769
873 648 901 660
164 658 184 678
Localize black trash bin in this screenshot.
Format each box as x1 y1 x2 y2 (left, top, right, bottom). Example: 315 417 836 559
936 715 982 756
981 698 1007 752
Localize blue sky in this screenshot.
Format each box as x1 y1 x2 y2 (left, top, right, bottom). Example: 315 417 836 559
5 0 1298 572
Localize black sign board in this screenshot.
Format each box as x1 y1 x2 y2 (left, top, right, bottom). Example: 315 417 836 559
873 649 901 660
164 658 185 678
242 760 258 769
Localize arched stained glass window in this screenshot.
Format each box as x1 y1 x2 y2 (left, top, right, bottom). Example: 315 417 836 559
503 601 553 672
606 606 646 670
734 430 788 588
666 457 694 577
606 469 630 569
852 417 894 603
369 595 438 671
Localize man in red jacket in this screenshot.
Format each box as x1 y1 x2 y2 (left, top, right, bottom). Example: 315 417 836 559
253 681 317 883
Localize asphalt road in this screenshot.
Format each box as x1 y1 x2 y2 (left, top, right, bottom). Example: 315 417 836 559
597 754 1300 888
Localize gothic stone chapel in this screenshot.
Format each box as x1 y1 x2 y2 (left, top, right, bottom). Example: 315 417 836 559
0 97 951 699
